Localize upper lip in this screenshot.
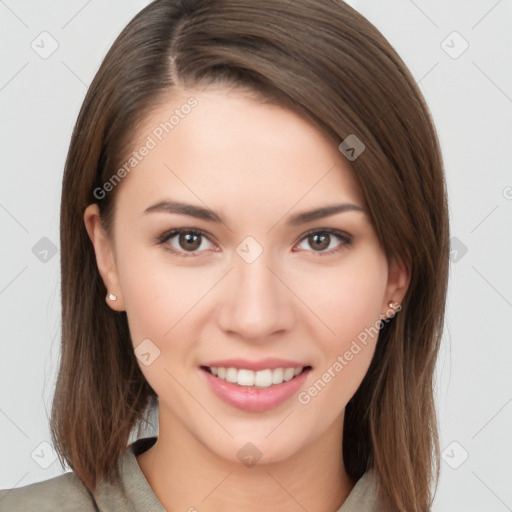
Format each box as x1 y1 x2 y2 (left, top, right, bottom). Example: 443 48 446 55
201 358 311 371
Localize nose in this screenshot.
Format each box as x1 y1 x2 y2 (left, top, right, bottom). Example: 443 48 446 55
216 253 296 341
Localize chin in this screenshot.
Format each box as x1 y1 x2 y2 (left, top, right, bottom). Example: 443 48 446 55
194 423 315 468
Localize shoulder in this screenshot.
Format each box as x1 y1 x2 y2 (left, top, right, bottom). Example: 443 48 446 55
0 471 96 512
337 468 383 512
0 437 161 512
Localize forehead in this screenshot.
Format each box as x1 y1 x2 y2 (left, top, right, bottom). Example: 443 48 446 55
114 87 366 216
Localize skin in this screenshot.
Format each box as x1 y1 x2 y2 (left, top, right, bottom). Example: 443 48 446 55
84 87 409 512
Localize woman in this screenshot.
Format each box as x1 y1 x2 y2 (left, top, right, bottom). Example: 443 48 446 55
0 0 449 510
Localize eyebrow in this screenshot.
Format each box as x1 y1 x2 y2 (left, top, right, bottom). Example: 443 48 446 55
144 200 365 225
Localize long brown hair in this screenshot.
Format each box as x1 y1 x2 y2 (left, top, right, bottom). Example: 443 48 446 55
52 1 450 510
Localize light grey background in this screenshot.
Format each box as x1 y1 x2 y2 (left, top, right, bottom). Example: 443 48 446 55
1 1 511 510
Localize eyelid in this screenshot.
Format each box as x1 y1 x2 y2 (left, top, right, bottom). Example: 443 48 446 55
156 227 214 244
296 227 352 244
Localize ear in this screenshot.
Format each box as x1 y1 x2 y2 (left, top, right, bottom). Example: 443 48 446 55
83 204 125 311
381 255 410 318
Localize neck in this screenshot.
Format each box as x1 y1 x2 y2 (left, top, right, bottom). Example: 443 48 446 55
136 405 354 512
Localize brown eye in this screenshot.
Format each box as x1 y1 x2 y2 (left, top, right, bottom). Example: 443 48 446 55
178 231 202 251
308 233 331 251
157 229 214 256
295 229 352 255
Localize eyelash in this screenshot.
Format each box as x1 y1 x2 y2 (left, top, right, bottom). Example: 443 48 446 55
155 228 352 258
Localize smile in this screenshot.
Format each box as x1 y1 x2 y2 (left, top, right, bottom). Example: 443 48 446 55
199 360 312 412
203 366 310 388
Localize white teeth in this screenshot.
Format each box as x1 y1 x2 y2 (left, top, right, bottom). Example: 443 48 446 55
207 366 305 387
226 367 238 383
254 369 273 388
237 369 255 386
272 368 284 384
283 368 295 381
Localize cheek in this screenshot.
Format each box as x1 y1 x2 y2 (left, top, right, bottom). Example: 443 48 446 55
296 256 386 415
292 250 387 410
293 248 388 343
114 243 204 400
114 235 198 337
116 249 172 343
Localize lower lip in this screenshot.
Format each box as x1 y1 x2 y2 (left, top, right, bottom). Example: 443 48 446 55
201 367 311 412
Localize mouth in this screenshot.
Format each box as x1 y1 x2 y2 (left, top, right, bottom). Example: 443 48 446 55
200 365 312 389
199 358 313 411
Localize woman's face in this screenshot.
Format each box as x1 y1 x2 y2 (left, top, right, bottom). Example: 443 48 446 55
85 87 407 465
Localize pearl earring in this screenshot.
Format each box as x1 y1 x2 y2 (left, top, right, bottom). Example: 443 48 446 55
107 293 117 301
381 301 402 321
